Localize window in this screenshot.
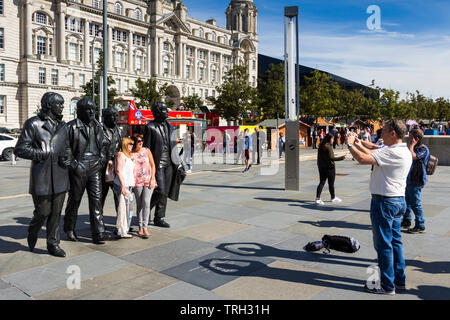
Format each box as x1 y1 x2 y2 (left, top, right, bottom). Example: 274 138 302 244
252 60 256 70
135 8 142 21
163 60 169 75
116 30 121 42
93 0 101 9
0 28 3 49
93 47 100 64
185 65 190 79
211 69 216 82
205 89 208 98
69 43 77 61
114 2 122 15
211 32 216 42
49 38 53 56
124 80 129 92
0 0 3 15
199 67 204 80
123 31 127 43
94 24 102 37
39 68 46 84
252 76 256 87
116 79 121 92
79 45 83 62
186 47 193 57
0 64 4 81
192 88 195 95
198 50 205 60
67 72 74 87
199 89 203 97
70 99 77 115
37 36 47 55
112 29 115 41
79 74 85 87
163 42 169 51
136 55 142 71
51 69 58 85
115 52 123 68
212 90 215 98
0 96 5 115
36 12 47 25
198 28 204 38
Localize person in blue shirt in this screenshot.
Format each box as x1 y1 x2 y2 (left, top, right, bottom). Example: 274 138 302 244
402 128 430 233
243 128 252 173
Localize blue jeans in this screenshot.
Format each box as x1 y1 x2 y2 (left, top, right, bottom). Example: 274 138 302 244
370 196 407 291
404 184 425 228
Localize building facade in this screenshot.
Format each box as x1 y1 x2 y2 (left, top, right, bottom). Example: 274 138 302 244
0 0 258 128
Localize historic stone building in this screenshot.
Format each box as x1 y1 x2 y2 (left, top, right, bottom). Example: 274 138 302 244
0 0 258 128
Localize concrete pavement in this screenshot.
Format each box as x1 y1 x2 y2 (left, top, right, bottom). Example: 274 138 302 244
0 148 449 300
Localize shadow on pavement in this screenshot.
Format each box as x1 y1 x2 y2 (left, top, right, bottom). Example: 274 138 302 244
254 197 370 213
406 259 450 274
199 258 366 293
298 220 372 231
184 183 284 191
216 242 374 269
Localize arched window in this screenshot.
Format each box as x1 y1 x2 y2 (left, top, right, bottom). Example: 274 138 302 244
198 28 204 38
114 2 123 15
35 12 47 25
70 98 78 116
135 8 143 21
223 36 228 45
211 32 216 42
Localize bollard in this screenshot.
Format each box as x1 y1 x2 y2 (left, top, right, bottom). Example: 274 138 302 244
11 153 16 166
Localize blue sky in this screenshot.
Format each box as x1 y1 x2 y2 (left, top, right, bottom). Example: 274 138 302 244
184 0 450 99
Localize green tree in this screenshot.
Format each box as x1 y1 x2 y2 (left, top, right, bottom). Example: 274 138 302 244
257 62 285 119
337 89 366 123
434 97 450 123
300 70 340 118
130 78 168 109
208 65 257 122
81 50 119 118
181 94 203 111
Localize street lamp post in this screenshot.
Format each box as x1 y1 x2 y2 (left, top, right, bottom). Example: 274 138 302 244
284 6 300 191
102 0 108 123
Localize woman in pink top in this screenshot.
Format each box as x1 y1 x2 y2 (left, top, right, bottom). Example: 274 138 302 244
131 134 156 238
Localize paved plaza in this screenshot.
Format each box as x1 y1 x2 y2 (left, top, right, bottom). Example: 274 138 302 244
0 149 449 300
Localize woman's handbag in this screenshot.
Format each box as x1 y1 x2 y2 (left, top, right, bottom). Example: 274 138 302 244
105 161 115 183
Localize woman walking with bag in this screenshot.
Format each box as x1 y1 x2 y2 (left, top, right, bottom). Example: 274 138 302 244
114 137 135 239
131 134 156 239
315 133 346 205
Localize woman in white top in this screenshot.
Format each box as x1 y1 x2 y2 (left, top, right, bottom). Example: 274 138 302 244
114 137 135 239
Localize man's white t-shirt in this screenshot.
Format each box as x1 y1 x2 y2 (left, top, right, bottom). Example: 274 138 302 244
370 143 412 197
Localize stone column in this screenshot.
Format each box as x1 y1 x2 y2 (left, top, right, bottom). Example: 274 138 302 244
57 2 66 62
193 47 197 82
157 37 161 76
218 52 222 84
147 37 151 75
107 26 112 70
128 31 133 73
84 19 89 67
177 42 182 78
24 0 33 58
181 43 186 79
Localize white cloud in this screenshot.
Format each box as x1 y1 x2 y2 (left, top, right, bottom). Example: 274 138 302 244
260 32 450 99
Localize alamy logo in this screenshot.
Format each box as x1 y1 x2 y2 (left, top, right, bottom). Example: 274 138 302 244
66 265 81 290
366 5 382 30
366 265 381 289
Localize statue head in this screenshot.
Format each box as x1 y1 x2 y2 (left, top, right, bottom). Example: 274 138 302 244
76 97 96 124
103 107 119 129
41 92 65 121
151 101 169 122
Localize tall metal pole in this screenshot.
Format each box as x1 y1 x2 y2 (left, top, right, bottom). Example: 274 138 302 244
287 20 296 121
102 0 108 122
296 14 300 120
284 17 288 122
92 36 96 104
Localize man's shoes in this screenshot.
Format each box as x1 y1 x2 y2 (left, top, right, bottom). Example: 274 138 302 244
395 284 406 292
315 199 325 205
47 245 66 258
242 168 248 173
331 197 342 203
364 284 395 295
66 230 79 242
154 219 170 228
27 234 38 252
407 226 426 234
401 219 412 229
92 233 105 244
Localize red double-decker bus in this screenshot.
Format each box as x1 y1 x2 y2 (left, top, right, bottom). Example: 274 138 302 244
112 99 218 139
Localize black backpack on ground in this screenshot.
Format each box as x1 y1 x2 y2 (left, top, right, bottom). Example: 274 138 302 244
322 235 360 253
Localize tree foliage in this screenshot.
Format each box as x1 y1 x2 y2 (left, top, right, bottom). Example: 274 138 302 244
257 62 285 118
208 65 257 122
181 94 203 111
130 78 168 109
81 50 119 118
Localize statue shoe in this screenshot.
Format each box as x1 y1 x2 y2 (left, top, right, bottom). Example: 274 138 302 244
66 231 79 242
27 234 38 252
154 219 170 228
47 245 66 258
92 233 105 245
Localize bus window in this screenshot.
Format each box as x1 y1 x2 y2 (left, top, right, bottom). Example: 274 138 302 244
113 100 131 112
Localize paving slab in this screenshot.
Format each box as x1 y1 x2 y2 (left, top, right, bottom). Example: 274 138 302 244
2 252 132 297
0 287 32 300
139 282 227 300
121 237 217 272
211 226 298 246
146 213 215 232
35 265 178 300
160 250 275 291
241 211 305 230
174 220 252 242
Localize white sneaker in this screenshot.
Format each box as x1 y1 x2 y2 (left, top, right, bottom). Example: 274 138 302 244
315 199 325 205
331 197 342 203
186 170 192 174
